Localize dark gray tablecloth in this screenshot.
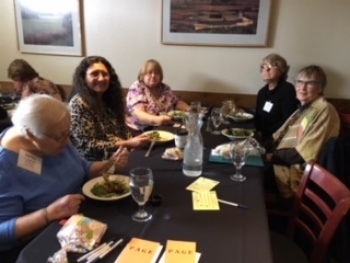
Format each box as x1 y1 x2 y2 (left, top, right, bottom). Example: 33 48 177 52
17 120 273 263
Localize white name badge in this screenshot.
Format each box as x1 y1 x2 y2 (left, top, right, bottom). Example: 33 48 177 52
263 101 273 112
17 149 43 175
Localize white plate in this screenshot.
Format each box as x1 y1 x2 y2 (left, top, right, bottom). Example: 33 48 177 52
143 130 175 143
221 128 254 140
82 174 131 201
227 112 254 122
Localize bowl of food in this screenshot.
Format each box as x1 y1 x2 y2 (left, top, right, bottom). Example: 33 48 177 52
82 174 131 201
227 112 254 122
221 128 254 140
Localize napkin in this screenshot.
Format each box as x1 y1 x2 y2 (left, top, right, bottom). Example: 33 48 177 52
209 144 264 167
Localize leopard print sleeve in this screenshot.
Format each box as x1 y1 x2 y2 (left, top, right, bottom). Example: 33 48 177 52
69 96 118 161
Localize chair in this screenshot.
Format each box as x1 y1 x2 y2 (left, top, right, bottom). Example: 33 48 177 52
270 161 350 263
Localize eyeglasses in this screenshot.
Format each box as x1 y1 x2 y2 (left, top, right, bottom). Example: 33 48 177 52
44 130 71 144
260 64 279 72
295 80 320 89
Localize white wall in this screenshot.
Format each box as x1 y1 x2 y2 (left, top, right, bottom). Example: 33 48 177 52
0 0 349 99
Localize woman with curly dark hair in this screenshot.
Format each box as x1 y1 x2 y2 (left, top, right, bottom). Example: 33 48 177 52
68 56 149 161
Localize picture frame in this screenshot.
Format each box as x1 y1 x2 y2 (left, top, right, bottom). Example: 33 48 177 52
14 0 84 56
162 0 271 47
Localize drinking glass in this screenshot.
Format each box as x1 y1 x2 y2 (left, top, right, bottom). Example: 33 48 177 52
229 142 247 182
190 101 201 115
129 167 154 222
220 100 234 124
9 91 16 102
211 108 222 135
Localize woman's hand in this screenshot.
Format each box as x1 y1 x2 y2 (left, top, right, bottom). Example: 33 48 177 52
112 148 129 170
157 115 172 125
46 194 85 221
123 134 150 148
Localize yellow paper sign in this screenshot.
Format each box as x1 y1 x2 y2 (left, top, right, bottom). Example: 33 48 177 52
192 191 220 210
165 240 196 263
186 177 219 192
115 237 162 263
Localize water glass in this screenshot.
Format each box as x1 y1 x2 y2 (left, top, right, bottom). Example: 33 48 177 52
221 100 234 124
129 167 154 222
230 142 247 182
211 108 222 135
190 101 201 114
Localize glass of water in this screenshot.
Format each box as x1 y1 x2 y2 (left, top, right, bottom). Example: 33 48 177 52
129 167 154 222
229 142 248 182
211 108 222 135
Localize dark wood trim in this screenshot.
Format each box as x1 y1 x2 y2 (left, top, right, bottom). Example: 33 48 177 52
1 81 350 111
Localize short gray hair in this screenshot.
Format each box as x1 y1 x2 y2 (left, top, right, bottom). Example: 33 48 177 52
12 94 69 138
262 53 290 80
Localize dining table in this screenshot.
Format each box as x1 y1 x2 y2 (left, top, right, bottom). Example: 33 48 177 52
17 116 273 263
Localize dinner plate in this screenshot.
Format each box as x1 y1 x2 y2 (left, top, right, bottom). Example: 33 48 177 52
142 130 175 143
82 174 131 201
221 128 254 140
227 112 254 122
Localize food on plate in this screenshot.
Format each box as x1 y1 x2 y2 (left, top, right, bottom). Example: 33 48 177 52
162 147 184 160
226 128 253 137
148 131 161 140
91 180 129 198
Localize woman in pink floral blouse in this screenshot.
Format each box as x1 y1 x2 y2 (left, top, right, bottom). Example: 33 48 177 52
126 59 190 131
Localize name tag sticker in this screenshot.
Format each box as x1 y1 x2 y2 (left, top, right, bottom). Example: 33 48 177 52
17 149 43 175
263 101 273 112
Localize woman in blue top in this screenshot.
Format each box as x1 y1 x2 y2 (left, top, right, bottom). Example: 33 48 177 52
0 95 128 260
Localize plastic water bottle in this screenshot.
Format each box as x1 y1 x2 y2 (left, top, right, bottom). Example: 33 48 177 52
183 113 203 177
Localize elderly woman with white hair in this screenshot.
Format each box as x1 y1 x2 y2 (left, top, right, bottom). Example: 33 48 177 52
0 94 128 260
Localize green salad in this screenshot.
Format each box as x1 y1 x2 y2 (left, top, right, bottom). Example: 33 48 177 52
91 180 129 198
226 129 252 137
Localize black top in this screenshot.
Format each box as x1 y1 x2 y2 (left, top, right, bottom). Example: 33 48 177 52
255 80 299 137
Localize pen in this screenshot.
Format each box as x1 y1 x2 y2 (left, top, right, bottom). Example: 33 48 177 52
218 199 248 209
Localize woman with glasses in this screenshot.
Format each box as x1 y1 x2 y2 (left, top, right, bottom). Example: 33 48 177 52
68 56 150 161
0 95 128 261
255 54 299 140
264 65 340 198
126 59 190 132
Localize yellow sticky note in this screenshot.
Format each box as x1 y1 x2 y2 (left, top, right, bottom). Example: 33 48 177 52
192 191 220 210
165 240 196 263
186 177 219 192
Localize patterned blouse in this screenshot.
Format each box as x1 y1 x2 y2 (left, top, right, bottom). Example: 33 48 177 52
69 95 129 161
126 80 180 131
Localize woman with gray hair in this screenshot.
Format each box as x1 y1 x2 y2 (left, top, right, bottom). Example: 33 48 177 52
264 65 340 198
0 95 128 260
255 54 299 139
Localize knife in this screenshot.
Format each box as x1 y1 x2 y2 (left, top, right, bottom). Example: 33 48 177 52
145 140 156 157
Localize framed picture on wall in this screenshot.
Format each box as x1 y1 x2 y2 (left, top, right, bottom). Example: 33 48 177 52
162 0 271 47
14 0 84 56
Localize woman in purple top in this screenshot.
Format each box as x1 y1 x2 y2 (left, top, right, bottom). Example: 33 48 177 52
126 59 190 131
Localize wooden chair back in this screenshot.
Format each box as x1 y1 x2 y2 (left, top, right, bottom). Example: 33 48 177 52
287 161 350 263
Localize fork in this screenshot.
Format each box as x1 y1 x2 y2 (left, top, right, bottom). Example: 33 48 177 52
145 140 156 157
